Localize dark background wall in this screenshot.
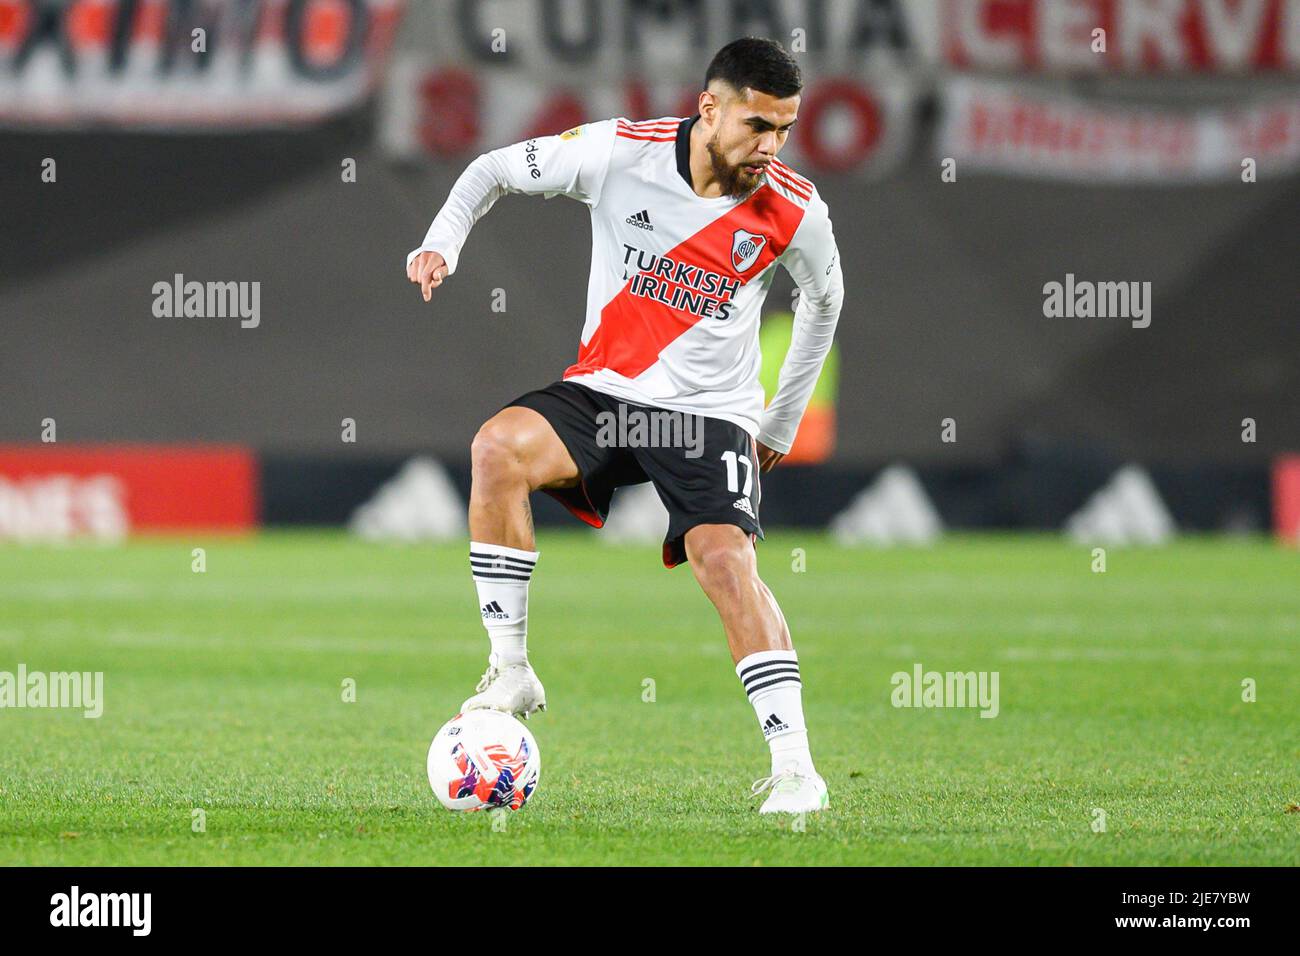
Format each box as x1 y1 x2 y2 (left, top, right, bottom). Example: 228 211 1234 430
3 108 1295 468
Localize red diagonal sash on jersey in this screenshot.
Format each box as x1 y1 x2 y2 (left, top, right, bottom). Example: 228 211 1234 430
564 184 806 381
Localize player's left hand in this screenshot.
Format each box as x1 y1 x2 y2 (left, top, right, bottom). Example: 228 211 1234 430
756 442 784 472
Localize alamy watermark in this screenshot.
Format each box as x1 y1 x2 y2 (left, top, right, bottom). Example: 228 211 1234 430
595 402 704 458
891 663 999 718
0 665 103 718
1043 273 1151 328
50 886 150 936
152 273 260 328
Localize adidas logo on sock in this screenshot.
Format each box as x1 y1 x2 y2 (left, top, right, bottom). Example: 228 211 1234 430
625 209 654 231
480 600 508 620
762 713 790 737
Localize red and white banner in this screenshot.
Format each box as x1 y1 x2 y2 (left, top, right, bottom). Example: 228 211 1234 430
0 445 258 540
0 0 404 128
938 76 1300 180
943 0 1300 73
380 0 921 174
382 64 918 177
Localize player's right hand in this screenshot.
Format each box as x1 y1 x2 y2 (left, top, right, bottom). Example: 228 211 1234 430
407 251 448 302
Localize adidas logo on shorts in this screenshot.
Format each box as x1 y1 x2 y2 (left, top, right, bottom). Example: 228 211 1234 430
733 497 756 520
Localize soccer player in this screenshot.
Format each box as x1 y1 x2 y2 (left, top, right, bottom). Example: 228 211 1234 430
406 37 843 814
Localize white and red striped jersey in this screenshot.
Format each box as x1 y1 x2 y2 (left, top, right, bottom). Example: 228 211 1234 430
407 115 844 454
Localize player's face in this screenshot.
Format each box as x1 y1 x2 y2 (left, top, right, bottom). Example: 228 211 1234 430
706 88 800 198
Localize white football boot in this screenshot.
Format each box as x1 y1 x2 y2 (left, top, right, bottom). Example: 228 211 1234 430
751 768 830 815
461 662 547 719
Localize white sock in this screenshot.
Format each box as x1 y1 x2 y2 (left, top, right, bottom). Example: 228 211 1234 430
736 649 816 777
469 540 539 669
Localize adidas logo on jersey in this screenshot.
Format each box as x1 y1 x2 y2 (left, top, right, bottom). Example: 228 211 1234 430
733 497 756 520
762 713 790 737
625 209 654 231
481 600 508 620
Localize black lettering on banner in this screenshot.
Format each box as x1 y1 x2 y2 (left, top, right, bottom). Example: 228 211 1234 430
160 0 220 74
14 0 75 75
541 0 602 63
852 0 909 51
623 0 706 53
109 0 140 72
457 0 515 63
731 0 786 42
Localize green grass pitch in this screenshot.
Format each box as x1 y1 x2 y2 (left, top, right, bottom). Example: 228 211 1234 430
0 530 1296 866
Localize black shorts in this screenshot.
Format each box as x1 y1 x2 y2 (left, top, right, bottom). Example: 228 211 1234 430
504 381 763 568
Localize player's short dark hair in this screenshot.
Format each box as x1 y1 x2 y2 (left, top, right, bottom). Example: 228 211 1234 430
705 37 802 100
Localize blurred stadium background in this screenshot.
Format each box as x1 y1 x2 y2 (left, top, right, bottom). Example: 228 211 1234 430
1 0 1298 545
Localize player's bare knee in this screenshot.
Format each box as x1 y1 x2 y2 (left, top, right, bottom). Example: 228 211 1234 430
470 421 526 489
691 538 755 600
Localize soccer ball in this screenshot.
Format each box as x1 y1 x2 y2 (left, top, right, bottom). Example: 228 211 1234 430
426 710 541 812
